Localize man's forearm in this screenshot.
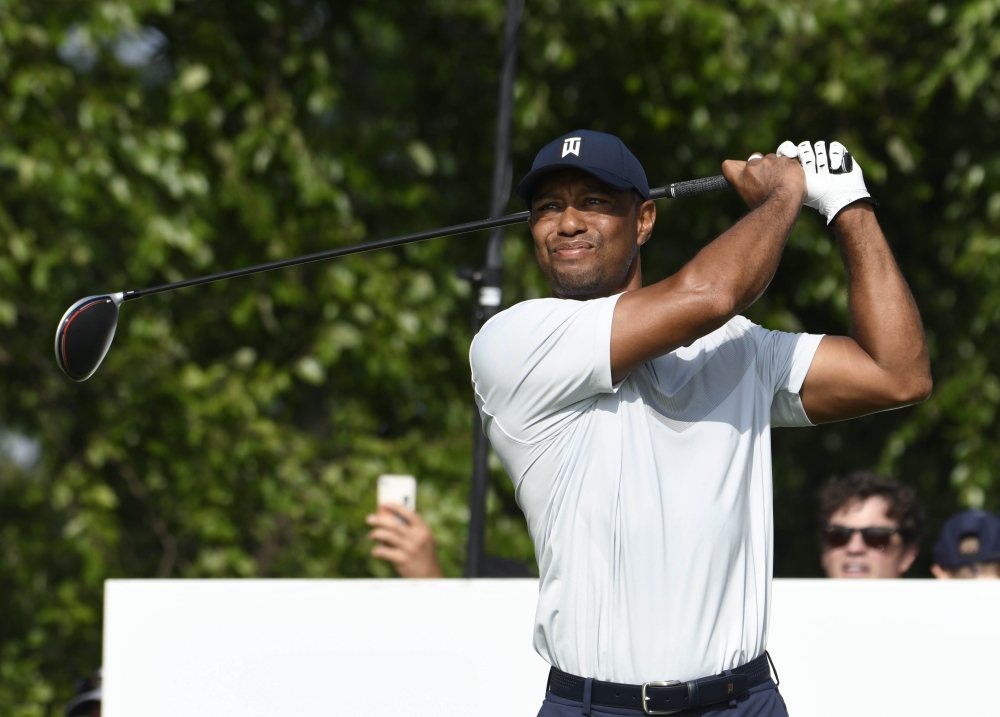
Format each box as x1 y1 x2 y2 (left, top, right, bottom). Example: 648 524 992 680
611 190 800 380
681 186 802 317
834 203 931 395
611 155 805 381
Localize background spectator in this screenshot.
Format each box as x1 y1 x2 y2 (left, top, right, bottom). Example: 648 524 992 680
931 510 1000 579
366 504 444 578
65 668 101 717
367 503 535 578
819 471 924 579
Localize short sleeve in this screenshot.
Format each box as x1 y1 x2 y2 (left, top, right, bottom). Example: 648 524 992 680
470 295 621 444
750 324 824 427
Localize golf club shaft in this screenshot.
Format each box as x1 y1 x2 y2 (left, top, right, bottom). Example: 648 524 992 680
122 175 732 301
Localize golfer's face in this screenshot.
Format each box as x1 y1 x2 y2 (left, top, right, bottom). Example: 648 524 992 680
529 170 649 299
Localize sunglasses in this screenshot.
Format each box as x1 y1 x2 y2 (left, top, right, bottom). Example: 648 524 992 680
823 525 899 551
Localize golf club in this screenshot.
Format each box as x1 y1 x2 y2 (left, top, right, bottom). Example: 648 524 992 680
54 174 732 381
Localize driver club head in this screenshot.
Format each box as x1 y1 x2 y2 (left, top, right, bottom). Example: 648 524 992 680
54 293 123 381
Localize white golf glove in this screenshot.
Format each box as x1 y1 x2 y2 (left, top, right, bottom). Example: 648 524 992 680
775 140 875 224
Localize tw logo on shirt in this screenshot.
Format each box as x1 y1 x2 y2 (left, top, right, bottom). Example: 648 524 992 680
561 137 582 158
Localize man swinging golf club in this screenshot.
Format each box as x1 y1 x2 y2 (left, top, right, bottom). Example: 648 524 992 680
470 130 930 717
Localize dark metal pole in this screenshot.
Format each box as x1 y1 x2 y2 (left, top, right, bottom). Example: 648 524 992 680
465 0 525 577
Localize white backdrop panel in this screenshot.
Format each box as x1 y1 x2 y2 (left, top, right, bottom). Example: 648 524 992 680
769 579 997 716
104 579 549 717
104 578 999 717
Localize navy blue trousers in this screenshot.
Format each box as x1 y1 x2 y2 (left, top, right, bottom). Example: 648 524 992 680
536 679 788 717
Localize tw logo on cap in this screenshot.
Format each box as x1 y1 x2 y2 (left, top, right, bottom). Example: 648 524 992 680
561 137 582 158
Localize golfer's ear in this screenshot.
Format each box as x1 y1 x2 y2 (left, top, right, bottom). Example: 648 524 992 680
637 200 656 246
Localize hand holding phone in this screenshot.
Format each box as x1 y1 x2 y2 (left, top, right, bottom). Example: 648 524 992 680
368 474 442 578
377 474 416 516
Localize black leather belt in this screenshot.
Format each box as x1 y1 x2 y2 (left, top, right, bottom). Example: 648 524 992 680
547 653 773 715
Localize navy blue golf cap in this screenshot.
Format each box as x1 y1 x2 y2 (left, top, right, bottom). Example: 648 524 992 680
933 510 1000 568
515 129 650 205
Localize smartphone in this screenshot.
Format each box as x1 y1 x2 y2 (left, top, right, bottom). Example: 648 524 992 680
377 474 417 514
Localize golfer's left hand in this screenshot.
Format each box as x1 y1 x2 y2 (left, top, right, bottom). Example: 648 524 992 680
366 503 444 578
776 140 874 224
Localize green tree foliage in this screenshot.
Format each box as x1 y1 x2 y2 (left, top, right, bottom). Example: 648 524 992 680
0 0 998 712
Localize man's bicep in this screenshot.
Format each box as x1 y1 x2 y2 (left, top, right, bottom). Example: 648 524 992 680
799 336 906 423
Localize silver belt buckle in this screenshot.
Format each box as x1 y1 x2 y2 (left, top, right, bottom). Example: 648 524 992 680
641 680 682 715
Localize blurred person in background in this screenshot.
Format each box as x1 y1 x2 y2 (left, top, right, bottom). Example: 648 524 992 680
65 668 101 717
366 503 535 578
366 503 444 578
819 471 924 578
931 509 1000 579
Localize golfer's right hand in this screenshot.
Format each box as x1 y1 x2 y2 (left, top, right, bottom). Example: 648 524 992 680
721 152 806 210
